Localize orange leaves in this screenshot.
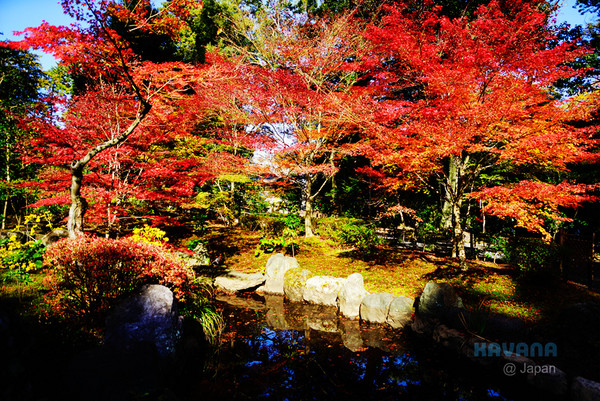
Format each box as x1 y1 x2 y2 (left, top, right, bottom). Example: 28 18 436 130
365 1 596 179
472 181 597 240
226 12 374 194
360 1 599 240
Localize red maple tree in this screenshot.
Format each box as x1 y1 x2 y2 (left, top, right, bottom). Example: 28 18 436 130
231 12 374 236
362 0 598 267
8 0 238 236
24 60 230 235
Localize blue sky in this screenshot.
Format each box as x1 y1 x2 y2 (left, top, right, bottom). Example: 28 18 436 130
0 0 597 70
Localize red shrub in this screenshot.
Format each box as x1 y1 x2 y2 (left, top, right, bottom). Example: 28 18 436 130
43 236 195 320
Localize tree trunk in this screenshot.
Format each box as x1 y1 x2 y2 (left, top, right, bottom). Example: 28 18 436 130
2 136 9 230
67 162 88 238
230 180 237 223
445 155 467 269
304 178 314 237
440 156 459 231
66 101 151 238
329 152 338 215
451 198 467 270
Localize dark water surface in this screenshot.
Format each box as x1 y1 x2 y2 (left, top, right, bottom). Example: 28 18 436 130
193 293 539 401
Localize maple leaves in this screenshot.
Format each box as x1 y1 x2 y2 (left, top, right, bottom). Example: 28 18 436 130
472 181 597 240
362 0 598 263
10 0 237 236
3 0 600 255
25 55 245 234
228 11 374 235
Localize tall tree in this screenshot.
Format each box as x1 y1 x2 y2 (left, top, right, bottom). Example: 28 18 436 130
0 46 46 228
10 0 204 237
363 0 597 268
231 10 374 236
23 63 227 235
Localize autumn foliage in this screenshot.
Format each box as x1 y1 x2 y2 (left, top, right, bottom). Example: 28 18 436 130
43 236 195 320
361 0 598 254
2 0 600 273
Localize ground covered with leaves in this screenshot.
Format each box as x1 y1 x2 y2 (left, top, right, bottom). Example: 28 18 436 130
196 226 600 326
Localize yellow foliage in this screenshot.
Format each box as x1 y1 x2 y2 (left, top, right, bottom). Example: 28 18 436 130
1 238 40 272
15 211 55 237
1 212 58 273
128 225 169 246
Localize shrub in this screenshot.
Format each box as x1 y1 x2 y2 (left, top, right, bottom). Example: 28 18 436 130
254 236 299 256
0 237 46 289
337 221 382 252
0 212 52 288
281 214 302 234
179 291 225 346
313 217 360 240
249 213 302 256
1 237 45 272
187 238 205 251
504 237 560 276
43 236 195 321
127 224 169 246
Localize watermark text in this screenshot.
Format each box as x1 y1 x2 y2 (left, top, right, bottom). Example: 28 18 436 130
474 342 557 358
503 362 557 376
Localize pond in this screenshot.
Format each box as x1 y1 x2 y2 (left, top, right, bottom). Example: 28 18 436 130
191 293 539 401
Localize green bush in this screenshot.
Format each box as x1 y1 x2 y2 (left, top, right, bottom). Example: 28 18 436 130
255 236 299 256
337 220 382 252
0 211 53 286
258 237 287 253
187 238 205 251
281 213 302 235
504 237 559 275
314 217 361 240
0 237 46 287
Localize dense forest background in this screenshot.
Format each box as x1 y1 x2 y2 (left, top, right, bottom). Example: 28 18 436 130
1 0 600 272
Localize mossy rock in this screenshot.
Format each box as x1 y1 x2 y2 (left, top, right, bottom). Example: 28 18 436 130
283 267 313 302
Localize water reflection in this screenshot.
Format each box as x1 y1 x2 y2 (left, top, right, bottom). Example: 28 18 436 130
193 293 531 401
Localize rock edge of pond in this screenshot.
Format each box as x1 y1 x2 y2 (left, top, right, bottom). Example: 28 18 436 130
213 252 600 401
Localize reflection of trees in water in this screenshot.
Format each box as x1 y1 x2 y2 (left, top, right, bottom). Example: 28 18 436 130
202 294 531 400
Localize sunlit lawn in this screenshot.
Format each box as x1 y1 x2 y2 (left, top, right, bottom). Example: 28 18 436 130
201 226 600 325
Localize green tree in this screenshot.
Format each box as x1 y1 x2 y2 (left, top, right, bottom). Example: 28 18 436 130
0 45 46 228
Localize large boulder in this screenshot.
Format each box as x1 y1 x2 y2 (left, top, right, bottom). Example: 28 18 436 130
214 271 265 293
284 267 313 302
264 253 299 294
360 293 395 324
417 282 463 319
303 276 346 306
386 296 414 329
105 284 182 357
337 273 369 320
